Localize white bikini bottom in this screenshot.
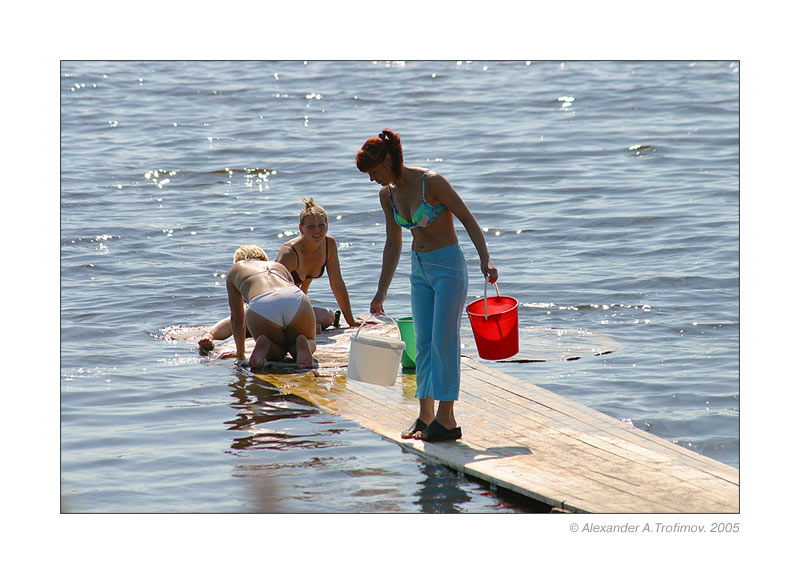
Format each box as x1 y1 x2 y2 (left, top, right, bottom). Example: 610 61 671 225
247 286 304 328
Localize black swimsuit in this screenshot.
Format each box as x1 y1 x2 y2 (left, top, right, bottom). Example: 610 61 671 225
287 240 327 286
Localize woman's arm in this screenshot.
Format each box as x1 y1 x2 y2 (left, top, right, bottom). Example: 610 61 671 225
430 173 499 283
226 269 247 359
371 187 403 315
324 236 361 326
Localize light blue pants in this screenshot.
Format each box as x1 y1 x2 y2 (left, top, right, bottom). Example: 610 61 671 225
410 243 469 401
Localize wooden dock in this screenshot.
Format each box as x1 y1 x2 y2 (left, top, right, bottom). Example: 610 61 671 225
169 320 740 513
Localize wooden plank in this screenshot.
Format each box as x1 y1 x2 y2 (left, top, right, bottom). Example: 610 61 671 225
192 320 738 513
347 376 725 513
461 359 740 483
255 370 737 512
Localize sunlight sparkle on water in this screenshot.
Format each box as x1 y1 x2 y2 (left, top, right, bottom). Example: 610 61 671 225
558 96 575 109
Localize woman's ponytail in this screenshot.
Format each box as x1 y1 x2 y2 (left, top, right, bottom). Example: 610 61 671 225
357 129 403 180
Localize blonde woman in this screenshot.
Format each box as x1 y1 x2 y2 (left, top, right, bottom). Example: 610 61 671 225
217 245 316 369
275 198 360 328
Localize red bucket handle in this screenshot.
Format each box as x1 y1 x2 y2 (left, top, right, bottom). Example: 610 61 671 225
482 278 501 320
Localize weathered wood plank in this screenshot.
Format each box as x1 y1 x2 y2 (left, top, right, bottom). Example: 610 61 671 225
377 379 727 512
208 320 738 513
461 359 739 483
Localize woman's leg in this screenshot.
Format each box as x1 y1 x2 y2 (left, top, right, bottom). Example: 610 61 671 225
286 296 317 368
415 278 464 436
401 397 435 439
428 265 468 402
415 246 468 439
410 257 436 400
314 306 335 331
245 309 287 368
249 334 285 368
401 253 437 439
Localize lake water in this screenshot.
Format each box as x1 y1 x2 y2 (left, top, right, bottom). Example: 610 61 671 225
60 60 739 513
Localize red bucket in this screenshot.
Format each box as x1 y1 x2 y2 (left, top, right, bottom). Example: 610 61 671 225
466 281 519 360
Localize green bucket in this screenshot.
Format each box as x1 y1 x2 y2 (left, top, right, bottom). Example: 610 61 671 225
397 316 416 369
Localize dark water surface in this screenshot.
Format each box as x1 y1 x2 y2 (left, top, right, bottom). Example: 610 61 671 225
60 60 738 512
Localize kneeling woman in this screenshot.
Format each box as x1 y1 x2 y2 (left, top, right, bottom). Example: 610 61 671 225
219 245 316 369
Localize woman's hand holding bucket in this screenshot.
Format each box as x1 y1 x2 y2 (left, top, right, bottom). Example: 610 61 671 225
370 290 387 316
481 258 499 284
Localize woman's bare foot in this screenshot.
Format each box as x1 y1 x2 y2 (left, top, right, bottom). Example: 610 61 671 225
249 335 273 369
198 332 215 355
295 334 314 369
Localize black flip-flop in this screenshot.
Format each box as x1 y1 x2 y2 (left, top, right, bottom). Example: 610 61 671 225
402 418 428 437
421 420 462 442
332 310 341 329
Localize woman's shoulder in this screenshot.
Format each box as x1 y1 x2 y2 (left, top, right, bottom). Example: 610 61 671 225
280 237 300 249
275 242 299 267
277 240 299 256
422 168 446 183
378 185 393 204
405 165 438 176
325 234 338 253
423 169 455 197
230 258 259 271
228 259 261 281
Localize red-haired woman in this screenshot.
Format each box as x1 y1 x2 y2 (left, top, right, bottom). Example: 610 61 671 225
356 129 498 442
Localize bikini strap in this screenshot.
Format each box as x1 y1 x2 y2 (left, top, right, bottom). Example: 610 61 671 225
238 264 273 294
421 171 429 201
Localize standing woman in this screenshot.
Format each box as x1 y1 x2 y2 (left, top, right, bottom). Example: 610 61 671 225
356 129 498 442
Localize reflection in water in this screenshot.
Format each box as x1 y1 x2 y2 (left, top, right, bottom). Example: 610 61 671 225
413 462 552 513
414 463 471 513
223 371 551 512
225 371 328 451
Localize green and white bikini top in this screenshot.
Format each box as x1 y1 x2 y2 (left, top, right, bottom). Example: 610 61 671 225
388 171 446 230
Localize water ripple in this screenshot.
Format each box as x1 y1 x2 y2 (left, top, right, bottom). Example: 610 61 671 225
60 60 739 511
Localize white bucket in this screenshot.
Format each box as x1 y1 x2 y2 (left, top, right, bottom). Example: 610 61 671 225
346 315 406 386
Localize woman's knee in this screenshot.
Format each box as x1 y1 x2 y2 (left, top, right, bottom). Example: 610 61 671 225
314 306 335 328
